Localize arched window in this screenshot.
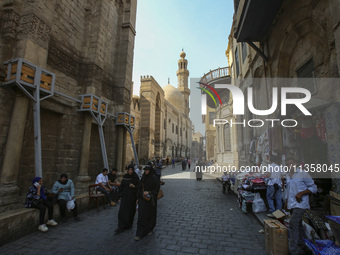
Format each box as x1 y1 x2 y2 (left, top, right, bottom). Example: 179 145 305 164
224 123 231 151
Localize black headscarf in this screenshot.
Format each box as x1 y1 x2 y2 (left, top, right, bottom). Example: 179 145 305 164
58 173 68 185
144 164 156 177
123 165 139 186
141 166 157 191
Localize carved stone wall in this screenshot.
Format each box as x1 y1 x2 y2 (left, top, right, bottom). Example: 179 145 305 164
0 0 137 203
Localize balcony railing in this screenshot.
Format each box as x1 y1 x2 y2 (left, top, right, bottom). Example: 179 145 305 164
200 67 230 84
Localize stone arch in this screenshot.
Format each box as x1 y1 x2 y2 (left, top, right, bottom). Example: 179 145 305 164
276 17 330 77
224 123 231 151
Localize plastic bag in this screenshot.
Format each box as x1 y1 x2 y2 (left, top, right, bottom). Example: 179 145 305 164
303 221 320 240
67 199 75 211
67 194 75 211
304 239 340 255
252 193 267 213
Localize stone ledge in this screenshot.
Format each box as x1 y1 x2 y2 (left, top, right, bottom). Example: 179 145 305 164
0 193 90 246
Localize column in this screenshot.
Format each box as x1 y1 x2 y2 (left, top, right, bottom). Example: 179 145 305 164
116 126 125 171
76 115 92 194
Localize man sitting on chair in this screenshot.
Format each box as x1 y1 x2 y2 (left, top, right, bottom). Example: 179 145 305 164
96 168 115 206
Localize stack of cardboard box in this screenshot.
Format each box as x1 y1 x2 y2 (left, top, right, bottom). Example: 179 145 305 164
264 219 288 255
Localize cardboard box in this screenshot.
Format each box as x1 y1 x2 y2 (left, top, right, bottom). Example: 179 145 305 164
264 219 289 255
272 209 287 219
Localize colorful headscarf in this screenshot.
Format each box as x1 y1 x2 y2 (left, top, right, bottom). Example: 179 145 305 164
32 177 46 200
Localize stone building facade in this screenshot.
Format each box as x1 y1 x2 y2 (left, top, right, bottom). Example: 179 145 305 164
228 0 340 191
191 131 204 162
0 0 137 215
200 67 239 168
126 51 192 164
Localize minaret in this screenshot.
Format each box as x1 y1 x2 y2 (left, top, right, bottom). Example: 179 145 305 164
177 50 190 117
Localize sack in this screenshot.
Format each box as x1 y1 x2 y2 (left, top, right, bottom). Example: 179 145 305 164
67 199 75 211
157 189 164 200
252 193 267 213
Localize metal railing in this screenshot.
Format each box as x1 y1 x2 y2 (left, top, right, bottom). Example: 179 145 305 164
200 67 230 84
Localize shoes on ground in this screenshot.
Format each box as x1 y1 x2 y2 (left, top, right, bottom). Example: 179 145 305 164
110 201 116 206
134 236 141 241
38 224 48 232
46 219 58 226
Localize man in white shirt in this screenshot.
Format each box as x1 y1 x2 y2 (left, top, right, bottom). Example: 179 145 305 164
96 168 115 206
285 158 317 255
266 156 284 217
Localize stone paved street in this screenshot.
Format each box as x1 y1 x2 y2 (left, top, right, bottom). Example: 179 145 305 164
0 165 265 255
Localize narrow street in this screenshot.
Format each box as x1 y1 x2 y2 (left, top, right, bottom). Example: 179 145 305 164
0 165 265 255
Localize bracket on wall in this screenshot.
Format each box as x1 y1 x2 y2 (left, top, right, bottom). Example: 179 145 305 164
115 112 139 168
246 41 268 62
1 58 56 178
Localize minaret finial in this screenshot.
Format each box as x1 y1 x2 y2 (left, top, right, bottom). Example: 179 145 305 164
168 77 170 84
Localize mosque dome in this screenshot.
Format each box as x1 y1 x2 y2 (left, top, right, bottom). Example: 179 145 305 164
180 51 186 59
163 84 185 113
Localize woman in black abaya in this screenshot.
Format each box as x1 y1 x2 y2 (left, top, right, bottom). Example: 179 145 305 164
135 165 160 241
115 165 139 234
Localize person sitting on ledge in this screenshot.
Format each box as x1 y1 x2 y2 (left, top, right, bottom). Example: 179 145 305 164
96 168 116 206
52 173 80 221
25 177 58 232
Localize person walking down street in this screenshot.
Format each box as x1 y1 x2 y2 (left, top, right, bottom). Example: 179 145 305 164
115 165 139 234
135 165 160 241
166 157 169 166
155 159 165 185
285 158 317 255
266 156 284 217
155 159 162 181
188 158 191 169
181 158 187 171
95 168 116 206
25 177 58 232
172 158 175 168
195 161 203 181
52 173 79 221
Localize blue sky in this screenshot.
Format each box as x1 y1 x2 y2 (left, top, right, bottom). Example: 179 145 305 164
132 0 234 96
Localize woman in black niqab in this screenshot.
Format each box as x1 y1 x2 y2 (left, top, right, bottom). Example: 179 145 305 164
115 165 139 234
135 165 160 241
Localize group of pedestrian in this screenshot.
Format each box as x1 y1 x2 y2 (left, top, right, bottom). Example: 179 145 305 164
26 162 161 241
115 163 160 241
25 173 79 232
264 155 317 255
181 157 191 171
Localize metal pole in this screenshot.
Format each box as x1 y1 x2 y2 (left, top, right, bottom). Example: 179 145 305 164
33 69 43 178
129 130 139 169
98 123 109 169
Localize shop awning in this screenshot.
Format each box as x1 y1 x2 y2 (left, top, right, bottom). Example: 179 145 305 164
233 0 284 42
